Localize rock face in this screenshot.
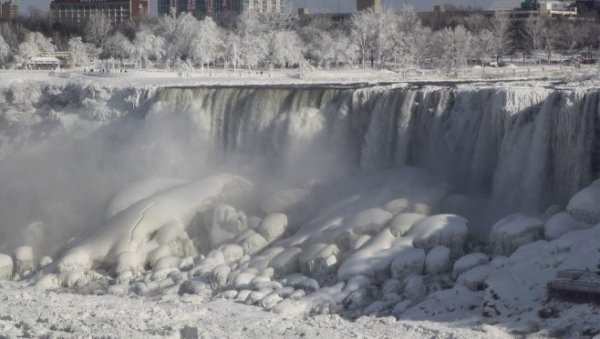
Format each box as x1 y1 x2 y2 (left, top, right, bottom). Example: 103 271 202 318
0 254 13 280
488 214 544 256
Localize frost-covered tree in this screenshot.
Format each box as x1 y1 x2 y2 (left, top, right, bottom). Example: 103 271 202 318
523 17 545 58
189 17 222 69
431 25 471 70
389 6 427 68
133 28 165 69
489 14 511 61
103 32 133 61
351 8 377 67
471 29 495 65
330 29 358 67
223 31 242 69
0 35 9 67
269 30 304 68
68 36 91 67
85 14 113 47
16 32 55 66
157 12 198 64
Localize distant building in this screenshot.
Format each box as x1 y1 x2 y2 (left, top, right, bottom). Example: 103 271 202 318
574 0 600 19
0 0 18 20
50 0 148 27
159 0 281 18
357 0 381 12
540 1 577 18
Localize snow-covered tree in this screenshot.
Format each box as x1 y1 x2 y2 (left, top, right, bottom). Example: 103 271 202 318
103 32 133 61
68 36 91 67
16 32 55 66
523 17 545 57
157 12 199 64
223 31 242 69
269 30 304 68
189 17 222 69
431 25 471 70
351 8 377 67
471 29 495 65
133 28 165 69
489 14 511 61
85 13 112 47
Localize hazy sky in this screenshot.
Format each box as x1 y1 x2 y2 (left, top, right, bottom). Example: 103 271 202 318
21 0 497 15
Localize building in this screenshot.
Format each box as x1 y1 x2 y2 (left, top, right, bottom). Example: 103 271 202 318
50 0 148 27
357 0 381 12
540 1 577 18
159 0 281 18
0 0 18 20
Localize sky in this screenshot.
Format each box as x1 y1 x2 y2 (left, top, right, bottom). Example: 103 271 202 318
20 0 498 16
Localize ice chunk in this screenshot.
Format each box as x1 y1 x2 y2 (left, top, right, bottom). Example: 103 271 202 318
408 214 468 257
567 181 600 224
0 254 13 280
544 212 589 240
256 213 288 242
452 253 489 279
425 246 450 275
387 213 426 237
390 247 425 281
489 214 543 256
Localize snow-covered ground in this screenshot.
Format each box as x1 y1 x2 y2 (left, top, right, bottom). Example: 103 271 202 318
2 69 600 338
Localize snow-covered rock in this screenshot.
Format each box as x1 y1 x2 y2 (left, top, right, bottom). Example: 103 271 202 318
403 275 426 302
544 212 589 240
256 213 288 242
566 181 600 224
239 231 268 255
387 213 425 238
489 214 543 256
424 246 450 275
0 254 13 280
452 253 488 279
347 208 393 235
408 214 468 257
390 247 425 280
269 247 302 278
13 246 34 278
39 256 53 268
457 265 491 291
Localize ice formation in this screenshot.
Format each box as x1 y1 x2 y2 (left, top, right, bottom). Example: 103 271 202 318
2 81 600 336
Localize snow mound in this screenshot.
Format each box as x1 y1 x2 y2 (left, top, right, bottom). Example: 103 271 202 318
452 253 488 279
566 181 600 224
488 214 543 256
347 208 393 235
407 214 468 257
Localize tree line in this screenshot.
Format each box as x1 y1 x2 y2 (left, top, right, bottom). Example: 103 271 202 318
1 7 600 71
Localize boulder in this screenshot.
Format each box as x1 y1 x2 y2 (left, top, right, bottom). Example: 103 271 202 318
425 246 451 275
489 214 543 256
408 214 468 257
0 254 13 280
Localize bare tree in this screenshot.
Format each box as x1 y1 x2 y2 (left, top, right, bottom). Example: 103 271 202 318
489 14 511 62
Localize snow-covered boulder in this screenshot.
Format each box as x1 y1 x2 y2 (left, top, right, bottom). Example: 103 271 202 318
403 275 426 302
298 243 339 276
408 214 468 257
566 181 600 224
452 253 489 279
220 244 244 264
13 246 34 278
347 208 393 235
489 214 543 256
390 247 425 280
256 213 288 242
54 175 252 283
39 256 53 268
457 265 491 291
0 254 13 280
269 247 302 278
387 213 426 237
239 230 268 255
425 246 450 275
544 212 589 240
384 198 409 214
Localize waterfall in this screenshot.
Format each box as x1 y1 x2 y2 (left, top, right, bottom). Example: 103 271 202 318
149 84 600 218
